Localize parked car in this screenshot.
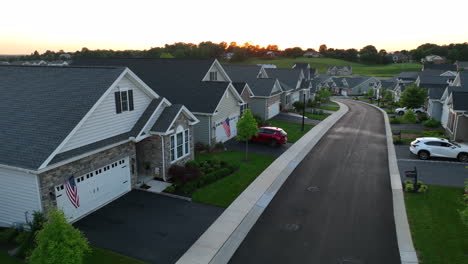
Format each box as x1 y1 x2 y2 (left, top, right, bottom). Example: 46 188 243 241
396 107 425 116
410 137 468 162
252 126 287 146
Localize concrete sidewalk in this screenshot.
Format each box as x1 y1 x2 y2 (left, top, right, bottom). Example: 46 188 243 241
176 101 348 264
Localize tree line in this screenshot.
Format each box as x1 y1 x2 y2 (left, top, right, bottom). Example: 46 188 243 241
7 41 468 64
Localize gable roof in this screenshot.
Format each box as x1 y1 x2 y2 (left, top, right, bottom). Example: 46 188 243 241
72 58 229 113
397 72 420 80
419 75 452 86
381 80 398 89
222 65 263 81
451 92 468 111
427 87 447 100
292 63 310 69
423 64 457 72
244 78 277 96
265 68 302 91
0 65 125 170
232 82 247 94
151 104 184 133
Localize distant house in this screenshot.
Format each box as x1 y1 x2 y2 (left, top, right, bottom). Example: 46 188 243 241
416 75 454 89
265 51 279 57
303 50 321 58
223 65 283 120
422 55 447 64
223 52 235 60
452 71 468 87
390 52 410 63
443 91 468 142
396 72 419 83
59 53 72 60
422 64 457 72
455 61 468 71
292 63 312 80
333 76 381 96
327 66 352 76
265 68 305 110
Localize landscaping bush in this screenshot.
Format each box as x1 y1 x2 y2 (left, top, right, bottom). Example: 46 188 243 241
423 118 442 128
253 114 269 127
195 142 209 152
180 181 199 195
168 165 201 183
418 184 429 193
0 227 19 243
306 99 317 108
405 183 415 192
293 101 305 112
15 211 46 258
422 130 447 138
185 160 199 168
29 210 90 264
417 112 429 122
402 110 417 123
165 186 175 193
393 138 403 145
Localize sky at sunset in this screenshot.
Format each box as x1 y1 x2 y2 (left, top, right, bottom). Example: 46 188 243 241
1 0 467 55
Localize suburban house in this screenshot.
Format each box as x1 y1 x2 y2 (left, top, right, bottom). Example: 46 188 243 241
442 92 468 142
303 50 322 58
421 55 447 64
422 64 457 72
440 85 468 125
0 65 199 227
390 52 410 63
380 79 400 99
327 66 352 76
223 65 283 120
72 58 245 146
291 63 318 80
397 72 419 83
416 75 454 89
333 76 381 96
455 61 468 71
452 71 468 87
264 68 305 110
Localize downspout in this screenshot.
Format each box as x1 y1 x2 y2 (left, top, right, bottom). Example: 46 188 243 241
209 115 212 147
159 135 166 182
453 113 462 141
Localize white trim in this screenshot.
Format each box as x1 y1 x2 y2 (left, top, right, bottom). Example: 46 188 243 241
37 140 130 174
161 106 200 135
38 68 158 170
125 68 160 99
192 112 213 116
169 129 190 163
211 84 245 116
0 163 38 174
243 83 255 97
135 98 172 141
203 59 232 82
35 174 43 212
160 135 166 182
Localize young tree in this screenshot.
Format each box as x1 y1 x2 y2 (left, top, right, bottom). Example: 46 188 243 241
399 84 427 109
367 87 375 98
236 109 258 161
383 89 394 103
316 89 332 104
28 210 91 264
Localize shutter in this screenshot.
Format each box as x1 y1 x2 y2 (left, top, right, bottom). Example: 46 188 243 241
128 90 134 111
114 92 122 114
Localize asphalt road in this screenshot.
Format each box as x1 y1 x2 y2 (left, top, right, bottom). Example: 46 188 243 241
229 99 400 264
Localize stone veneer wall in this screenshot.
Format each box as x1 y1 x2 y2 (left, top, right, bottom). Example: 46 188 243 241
136 113 195 180
38 142 137 213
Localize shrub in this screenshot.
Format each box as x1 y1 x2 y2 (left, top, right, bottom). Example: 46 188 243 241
418 184 429 193
293 101 305 112
28 210 90 264
423 118 442 128
214 142 225 150
168 165 200 183
417 112 428 122
306 99 317 108
195 142 209 152
185 161 199 168
0 228 19 243
253 114 269 127
402 110 417 123
180 181 198 195
405 183 414 192
393 138 403 145
460 207 468 227
404 180 413 185
422 130 448 138
16 212 46 258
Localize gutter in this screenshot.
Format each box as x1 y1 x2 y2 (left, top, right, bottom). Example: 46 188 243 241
0 164 38 175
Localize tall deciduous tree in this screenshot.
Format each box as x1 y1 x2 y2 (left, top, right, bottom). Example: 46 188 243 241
28 210 91 264
399 84 427 109
236 109 258 161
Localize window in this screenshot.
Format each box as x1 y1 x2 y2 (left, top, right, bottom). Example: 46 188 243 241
240 103 248 115
425 141 441 146
209 71 217 81
115 90 134 114
170 128 190 162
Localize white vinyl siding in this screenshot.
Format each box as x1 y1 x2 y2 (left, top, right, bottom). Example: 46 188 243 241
60 75 152 153
213 88 241 142
193 115 211 145
0 168 41 227
203 63 229 82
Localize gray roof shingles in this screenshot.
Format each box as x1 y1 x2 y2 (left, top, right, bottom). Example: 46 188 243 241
452 92 468 111
265 68 302 91
152 104 184 133
0 65 125 170
72 58 229 113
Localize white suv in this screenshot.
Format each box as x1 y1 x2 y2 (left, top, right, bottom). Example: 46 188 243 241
396 107 425 116
410 137 468 162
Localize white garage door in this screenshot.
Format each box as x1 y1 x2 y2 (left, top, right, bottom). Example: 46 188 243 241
215 116 239 143
55 157 131 222
268 102 280 119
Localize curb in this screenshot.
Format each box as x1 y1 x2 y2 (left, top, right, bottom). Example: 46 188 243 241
176 101 349 264
359 101 419 264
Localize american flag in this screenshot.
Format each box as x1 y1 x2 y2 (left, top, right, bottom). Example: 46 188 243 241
65 176 80 208
221 117 231 137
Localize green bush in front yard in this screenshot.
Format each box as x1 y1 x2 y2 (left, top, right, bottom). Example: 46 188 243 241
389 117 401 124
402 110 417 123
423 118 442 128
422 130 447 138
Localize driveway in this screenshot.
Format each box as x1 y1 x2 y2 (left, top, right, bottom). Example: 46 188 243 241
395 145 467 187
224 139 291 157
74 191 223 264
270 112 320 125
230 99 400 264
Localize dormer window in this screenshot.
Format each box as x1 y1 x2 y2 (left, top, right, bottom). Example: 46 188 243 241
115 90 134 114
209 71 217 81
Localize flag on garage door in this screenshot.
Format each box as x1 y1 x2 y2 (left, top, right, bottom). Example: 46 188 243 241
65 176 80 208
221 117 231 137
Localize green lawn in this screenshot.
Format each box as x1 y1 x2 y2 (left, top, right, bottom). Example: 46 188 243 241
268 120 313 143
229 57 421 77
318 105 339 111
0 247 148 264
304 112 331 121
192 151 275 207
405 185 468 264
